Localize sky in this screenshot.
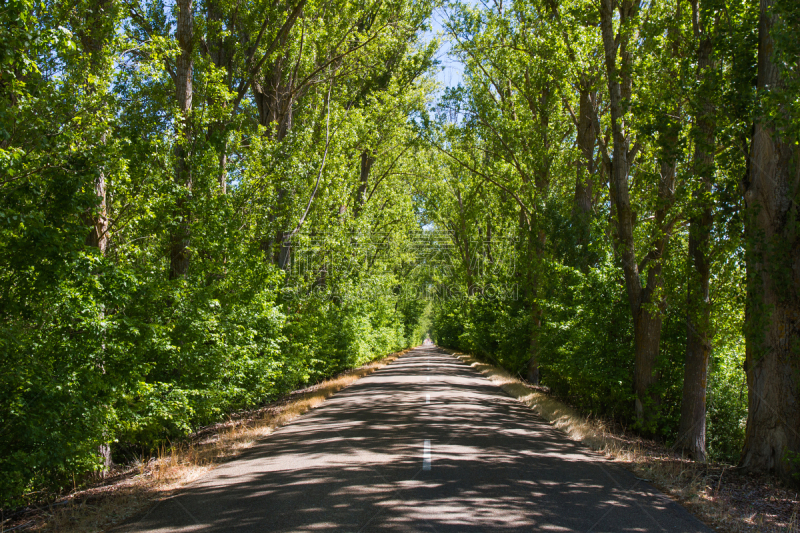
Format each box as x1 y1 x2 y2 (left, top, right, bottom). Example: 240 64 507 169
427 5 468 90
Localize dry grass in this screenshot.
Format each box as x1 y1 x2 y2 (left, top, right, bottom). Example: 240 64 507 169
446 349 800 533
9 346 794 533
4 348 411 533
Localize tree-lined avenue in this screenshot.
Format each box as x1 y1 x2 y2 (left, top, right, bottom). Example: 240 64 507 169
119 347 711 532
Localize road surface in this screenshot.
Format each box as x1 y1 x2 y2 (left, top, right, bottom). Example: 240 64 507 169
119 346 711 532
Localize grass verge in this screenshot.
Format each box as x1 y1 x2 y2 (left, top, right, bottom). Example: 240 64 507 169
3 348 413 533
444 348 800 533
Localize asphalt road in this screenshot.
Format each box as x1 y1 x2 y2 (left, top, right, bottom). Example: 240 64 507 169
119 346 712 532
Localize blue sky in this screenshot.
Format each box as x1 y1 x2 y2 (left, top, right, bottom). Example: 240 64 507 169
427 5 467 89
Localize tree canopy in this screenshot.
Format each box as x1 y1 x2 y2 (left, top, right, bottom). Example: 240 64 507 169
1 0 799 509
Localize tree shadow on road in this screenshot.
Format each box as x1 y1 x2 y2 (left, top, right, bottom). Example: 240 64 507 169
117 348 710 533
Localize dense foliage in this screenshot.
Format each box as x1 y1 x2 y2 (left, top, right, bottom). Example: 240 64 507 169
2 0 799 510
424 0 798 476
0 0 435 507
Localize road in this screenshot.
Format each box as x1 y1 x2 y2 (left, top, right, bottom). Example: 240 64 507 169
120 346 711 532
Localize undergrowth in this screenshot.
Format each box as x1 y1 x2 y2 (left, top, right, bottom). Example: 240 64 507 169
1 348 412 533
446 349 799 533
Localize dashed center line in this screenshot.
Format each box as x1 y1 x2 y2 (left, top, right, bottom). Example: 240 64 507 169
423 440 431 470
427 376 430 381
426 394 430 404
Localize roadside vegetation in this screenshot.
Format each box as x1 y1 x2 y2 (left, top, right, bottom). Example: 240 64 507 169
1 351 408 532
448 349 800 532
425 0 799 484
2 0 799 525
0 0 435 511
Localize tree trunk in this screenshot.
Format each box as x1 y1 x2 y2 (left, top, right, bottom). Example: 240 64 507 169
77 0 114 472
250 5 307 265
525 226 546 385
170 0 193 279
633 292 663 420
740 0 800 480
353 151 374 218
254 56 296 265
600 0 640 400
78 0 111 253
677 17 715 461
527 305 541 385
574 74 597 224
218 150 227 193
485 220 493 264
453 189 475 295
278 237 292 270
85 168 108 252
601 0 674 427
253 55 294 141
633 152 676 423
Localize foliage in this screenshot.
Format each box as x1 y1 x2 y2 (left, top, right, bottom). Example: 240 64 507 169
0 0 436 507
425 0 766 466
2 0 795 507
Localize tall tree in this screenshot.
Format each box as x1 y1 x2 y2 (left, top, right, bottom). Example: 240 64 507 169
599 0 684 426
740 0 800 480
600 0 648 423
676 0 718 462
170 0 194 279
75 0 115 253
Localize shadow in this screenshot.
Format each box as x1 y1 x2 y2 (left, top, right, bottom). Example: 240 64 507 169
118 347 710 533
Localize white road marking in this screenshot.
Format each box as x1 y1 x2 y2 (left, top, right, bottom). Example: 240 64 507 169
426 394 430 404
427 376 430 381
423 440 431 470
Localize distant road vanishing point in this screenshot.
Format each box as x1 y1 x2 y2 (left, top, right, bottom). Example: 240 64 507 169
118 346 711 532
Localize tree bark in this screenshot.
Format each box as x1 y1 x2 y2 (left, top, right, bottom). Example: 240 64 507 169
601 0 675 427
76 0 113 472
253 54 294 141
525 223 547 385
524 81 552 386
740 0 800 480
169 0 194 279
574 73 598 224
254 54 296 266
527 302 542 384
353 151 374 218
85 166 108 252
636 150 677 417
77 0 112 253
677 10 715 461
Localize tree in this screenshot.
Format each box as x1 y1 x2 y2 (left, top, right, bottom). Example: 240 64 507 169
740 0 800 480
0 0 436 506
676 0 719 462
169 0 194 279
599 0 683 427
